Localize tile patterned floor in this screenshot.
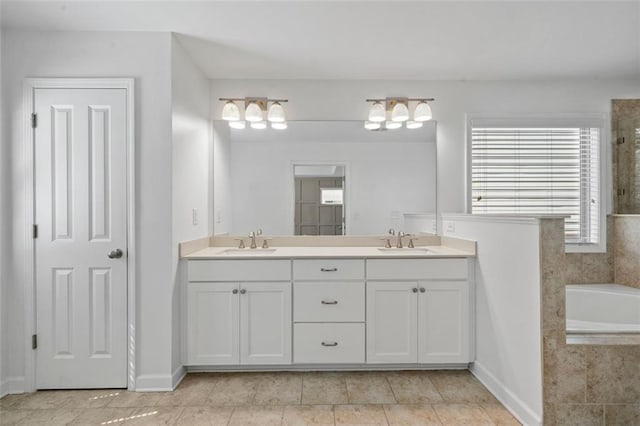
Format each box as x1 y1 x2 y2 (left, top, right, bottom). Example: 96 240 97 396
0 370 521 425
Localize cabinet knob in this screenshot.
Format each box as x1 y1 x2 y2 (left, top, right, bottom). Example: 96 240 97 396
420 287 426 293
232 289 238 294
240 289 246 294
412 287 418 293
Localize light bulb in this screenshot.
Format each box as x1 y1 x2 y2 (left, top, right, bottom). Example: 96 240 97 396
271 121 287 130
221 101 240 121
391 102 409 122
245 102 264 122
250 121 267 130
385 121 402 130
368 102 386 122
267 102 286 123
229 121 246 129
413 101 432 121
364 121 381 130
406 121 423 129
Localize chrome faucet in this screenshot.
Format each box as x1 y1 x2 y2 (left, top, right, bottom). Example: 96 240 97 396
396 231 406 248
249 228 262 249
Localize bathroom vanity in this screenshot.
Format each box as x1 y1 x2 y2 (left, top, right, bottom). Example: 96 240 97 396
182 244 475 370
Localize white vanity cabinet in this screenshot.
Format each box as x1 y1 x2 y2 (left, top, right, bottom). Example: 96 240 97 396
186 260 292 365
366 259 472 364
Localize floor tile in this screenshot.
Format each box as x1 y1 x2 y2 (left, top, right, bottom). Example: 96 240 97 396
429 371 498 403
302 373 349 405
155 380 216 407
387 372 443 403
433 403 494 426
69 407 136 425
64 389 124 408
334 404 388 425
383 404 442 425
228 405 284 426
9 391 74 410
0 409 32 426
254 373 302 405
106 391 162 408
126 406 184 425
14 408 82 425
282 404 334 425
346 374 396 404
175 406 234 426
480 403 521 425
207 374 260 406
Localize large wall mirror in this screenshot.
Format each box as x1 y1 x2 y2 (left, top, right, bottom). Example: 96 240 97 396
212 120 437 236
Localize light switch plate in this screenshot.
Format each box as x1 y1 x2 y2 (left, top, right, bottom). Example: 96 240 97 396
445 221 455 233
192 208 198 226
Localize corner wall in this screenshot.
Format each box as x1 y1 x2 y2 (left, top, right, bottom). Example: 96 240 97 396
170 35 211 382
442 214 543 426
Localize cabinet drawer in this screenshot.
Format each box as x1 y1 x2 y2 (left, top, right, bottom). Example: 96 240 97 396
188 260 291 282
294 323 365 364
294 282 364 322
367 258 468 280
293 259 364 281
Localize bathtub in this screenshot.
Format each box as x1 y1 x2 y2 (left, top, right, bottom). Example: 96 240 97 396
566 284 640 334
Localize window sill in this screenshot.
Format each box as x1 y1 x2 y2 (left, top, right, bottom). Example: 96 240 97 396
565 242 606 254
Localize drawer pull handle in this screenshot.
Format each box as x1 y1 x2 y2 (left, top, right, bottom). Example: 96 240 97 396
321 300 338 305
321 341 338 347
320 268 338 272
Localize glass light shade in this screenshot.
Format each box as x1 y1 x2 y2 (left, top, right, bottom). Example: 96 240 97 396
364 121 381 130
385 121 402 130
229 120 246 129
271 121 287 130
368 102 386 122
413 101 432 121
221 101 240 121
391 102 410 122
406 120 423 130
250 121 267 130
267 102 286 123
245 102 264 122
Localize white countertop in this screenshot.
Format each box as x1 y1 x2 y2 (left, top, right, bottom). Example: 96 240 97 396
182 245 474 259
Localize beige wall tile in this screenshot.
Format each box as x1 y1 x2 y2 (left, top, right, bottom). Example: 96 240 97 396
543 403 604 426
613 215 640 288
586 346 640 404
604 404 640 426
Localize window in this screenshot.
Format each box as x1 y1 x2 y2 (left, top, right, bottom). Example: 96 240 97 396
320 188 344 205
469 116 605 249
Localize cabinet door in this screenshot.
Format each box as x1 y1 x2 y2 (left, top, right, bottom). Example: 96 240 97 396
240 282 292 364
187 282 239 365
366 281 418 364
418 281 470 364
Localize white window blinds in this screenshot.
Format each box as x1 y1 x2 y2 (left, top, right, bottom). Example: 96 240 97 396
471 124 601 244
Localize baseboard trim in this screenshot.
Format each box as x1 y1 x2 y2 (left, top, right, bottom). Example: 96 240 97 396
0 376 26 397
172 365 186 389
136 366 185 392
186 363 469 373
470 361 542 426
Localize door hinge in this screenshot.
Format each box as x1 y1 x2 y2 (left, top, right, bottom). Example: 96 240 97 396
32 334 37 350
31 113 37 129
618 188 626 196
616 136 625 145
32 224 38 239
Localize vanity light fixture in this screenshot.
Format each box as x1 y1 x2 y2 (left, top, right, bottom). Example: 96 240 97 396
365 97 435 130
219 97 289 130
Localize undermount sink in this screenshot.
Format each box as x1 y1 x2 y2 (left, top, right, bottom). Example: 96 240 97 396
377 248 432 254
220 248 277 255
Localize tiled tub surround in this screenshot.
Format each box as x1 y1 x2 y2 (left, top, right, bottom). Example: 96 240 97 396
540 218 640 426
0 370 520 425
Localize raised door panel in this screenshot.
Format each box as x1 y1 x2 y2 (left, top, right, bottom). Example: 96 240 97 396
187 283 239 365
418 281 470 364
240 282 292 365
366 281 418 364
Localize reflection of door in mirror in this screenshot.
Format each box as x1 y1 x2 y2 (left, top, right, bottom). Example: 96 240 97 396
294 165 346 235
613 100 640 214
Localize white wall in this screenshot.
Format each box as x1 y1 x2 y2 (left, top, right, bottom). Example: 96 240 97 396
212 121 232 235
1 29 174 391
0 8 6 397
229 140 436 235
442 214 543 426
170 36 210 377
210 79 640 215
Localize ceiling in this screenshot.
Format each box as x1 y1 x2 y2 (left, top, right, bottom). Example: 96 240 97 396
2 1 639 80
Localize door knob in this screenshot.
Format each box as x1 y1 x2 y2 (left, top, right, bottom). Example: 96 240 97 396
107 249 123 259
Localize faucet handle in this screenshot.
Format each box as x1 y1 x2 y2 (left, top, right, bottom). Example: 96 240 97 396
256 228 263 236
235 239 246 249
380 238 392 249
262 238 272 249
388 228 396 236
407 238 417 249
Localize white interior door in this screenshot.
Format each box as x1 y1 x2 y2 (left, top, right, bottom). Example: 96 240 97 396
34 88 128 389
